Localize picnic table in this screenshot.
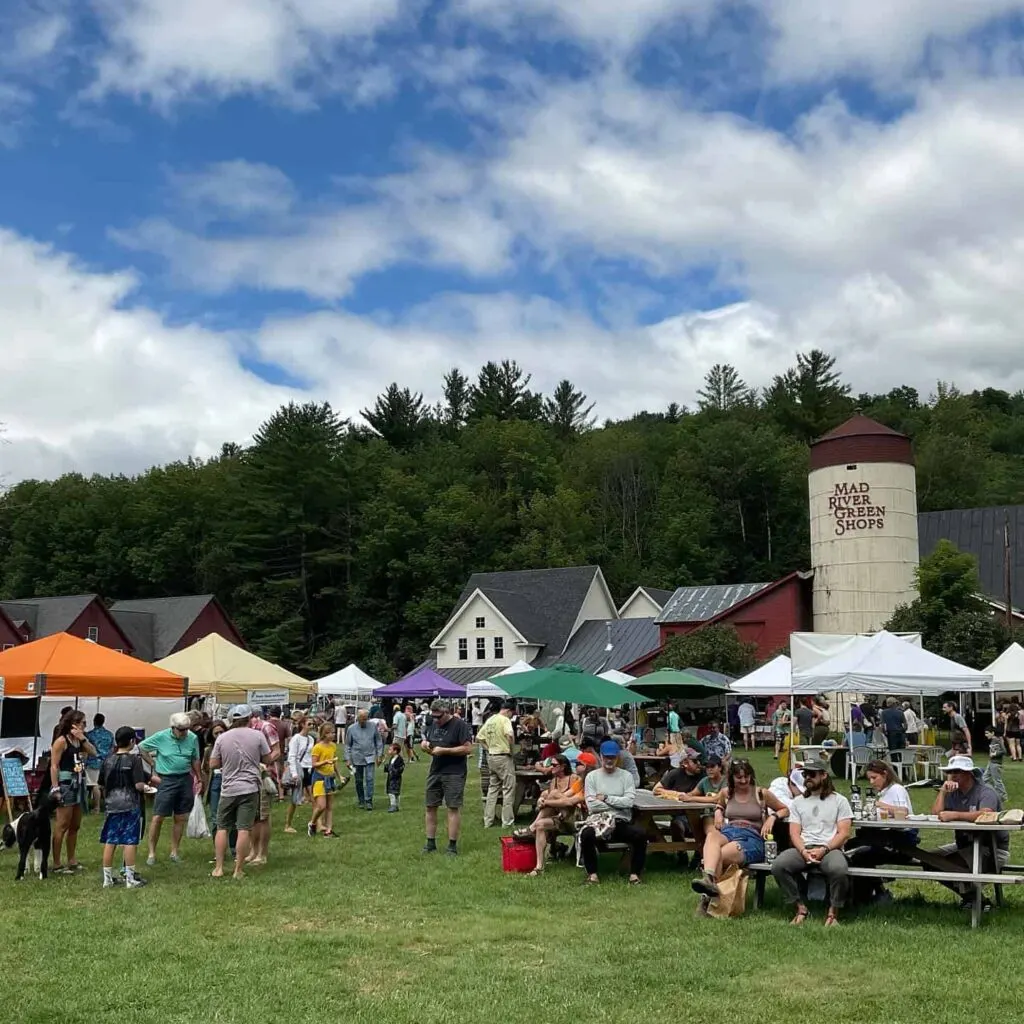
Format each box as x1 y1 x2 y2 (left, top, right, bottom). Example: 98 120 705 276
513 768 547 817
630 789 708 858
749 817 1024 928
633 753 671 788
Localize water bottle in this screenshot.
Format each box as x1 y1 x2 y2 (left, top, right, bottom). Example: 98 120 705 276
865 796 876 820
764 840 778 864
850 787 862 819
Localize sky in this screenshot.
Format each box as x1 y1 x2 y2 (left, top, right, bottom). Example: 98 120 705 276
5 1 1024 481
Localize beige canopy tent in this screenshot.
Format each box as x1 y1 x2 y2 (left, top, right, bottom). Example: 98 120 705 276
154 632 313 702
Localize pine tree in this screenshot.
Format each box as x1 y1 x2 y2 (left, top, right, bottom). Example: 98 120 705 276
697 364 753 412
543 380 596 439
361 383 429 448
469 360 542 421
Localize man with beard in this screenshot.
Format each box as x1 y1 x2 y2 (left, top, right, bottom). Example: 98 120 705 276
769 758 852 927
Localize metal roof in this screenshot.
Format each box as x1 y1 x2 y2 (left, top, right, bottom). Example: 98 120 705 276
0 595 98 638
535 617 660 673
110 595 216 661
918 505 1024 607
655 583 772 624
451 565 601 652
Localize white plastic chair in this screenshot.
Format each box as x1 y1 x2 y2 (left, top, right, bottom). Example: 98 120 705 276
848 745 873 783
888 749 917 784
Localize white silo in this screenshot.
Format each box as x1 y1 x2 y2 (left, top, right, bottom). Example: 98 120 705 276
808 415 919 633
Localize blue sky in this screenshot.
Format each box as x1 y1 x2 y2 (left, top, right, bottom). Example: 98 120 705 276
4 0 1024 479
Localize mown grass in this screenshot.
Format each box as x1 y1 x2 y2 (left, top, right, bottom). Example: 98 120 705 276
3 749 1024 1024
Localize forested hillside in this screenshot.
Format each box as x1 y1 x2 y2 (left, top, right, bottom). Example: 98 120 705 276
3 351 1023 678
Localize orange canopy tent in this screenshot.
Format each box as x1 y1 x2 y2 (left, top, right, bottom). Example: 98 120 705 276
0 632 187 698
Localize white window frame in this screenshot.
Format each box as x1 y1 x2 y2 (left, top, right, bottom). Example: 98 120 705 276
86 626 99 642
458 638 468 661
493 637 504 660
476 637 486 660
475 616 486 628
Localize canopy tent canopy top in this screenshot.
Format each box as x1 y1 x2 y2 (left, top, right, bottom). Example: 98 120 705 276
498 663 646 705
314 664 381 697
154 632 312 702
791 630 992 696
374 667 465 699
466 659 534 699
729 655 793 695
0 632 187 698
983 643 1024 693
598 669 636 685
627 667 729 700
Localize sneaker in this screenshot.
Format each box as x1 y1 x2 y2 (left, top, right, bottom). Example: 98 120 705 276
365 804 373 812
102 877 116 889
422 842 437 854
307 822 316 838
146 855 156 866
387 807 399 814
446 845 458 857
169 852 182 864
691 875 720 899
126 877 148 889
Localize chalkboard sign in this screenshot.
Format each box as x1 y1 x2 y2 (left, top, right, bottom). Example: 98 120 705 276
1 757 29 798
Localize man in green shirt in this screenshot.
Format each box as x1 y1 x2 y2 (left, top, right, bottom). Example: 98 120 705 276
139 713 202 866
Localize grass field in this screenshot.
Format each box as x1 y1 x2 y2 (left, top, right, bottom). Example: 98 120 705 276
5 748 1024 1024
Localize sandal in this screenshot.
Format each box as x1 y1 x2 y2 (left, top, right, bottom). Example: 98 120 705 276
790 907 810 926
628 876 642 886
526 868 543 877
512 828 533 840
321 830 338 838
584 875 600 886
824 911 840 927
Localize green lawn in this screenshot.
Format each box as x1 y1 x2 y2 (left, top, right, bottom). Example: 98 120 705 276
5 749 1024 1024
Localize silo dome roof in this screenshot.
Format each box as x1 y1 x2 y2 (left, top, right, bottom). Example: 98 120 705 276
810 414 914 470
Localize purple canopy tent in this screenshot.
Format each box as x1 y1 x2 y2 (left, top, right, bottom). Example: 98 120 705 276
373 667 466 699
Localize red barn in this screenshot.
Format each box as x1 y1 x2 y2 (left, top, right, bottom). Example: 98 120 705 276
109 595 244 661
625 571 814 674
0 595 135 653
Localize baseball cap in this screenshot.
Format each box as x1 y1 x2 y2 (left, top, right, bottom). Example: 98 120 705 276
599 740 621 757
942 755 977 774
229 704 253 721
706 754 723 768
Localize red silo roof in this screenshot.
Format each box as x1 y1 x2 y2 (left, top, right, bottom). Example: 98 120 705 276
810 415 914 470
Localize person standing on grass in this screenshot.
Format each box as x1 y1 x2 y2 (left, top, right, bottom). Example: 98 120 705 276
880 697 906 751
772 701 791 757
579 740 646 886
769 759 852 927
247 708 280 864
310 722 345 837
209 705 273 879
334 699 348 745
85 713 115 813
139 712 201 867
284 717 315 834
703 720 732 765
478 700 517 830
667 703 681 745
384 742 405 813
404 705 418 761
422 699 474 856
346 709 384 811
98 726 148 889
737 700 756 751
943 701 972 755
50 710 97 875
393 702 410 757
268 706 291 799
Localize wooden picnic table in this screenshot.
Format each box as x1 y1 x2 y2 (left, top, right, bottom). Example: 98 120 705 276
630 789 709 858
513 768 547 817
633 753 672 788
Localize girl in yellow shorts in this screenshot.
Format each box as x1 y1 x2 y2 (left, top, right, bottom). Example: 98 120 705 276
309 722 347 837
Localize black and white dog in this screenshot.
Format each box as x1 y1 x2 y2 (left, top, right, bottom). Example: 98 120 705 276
1 788 57 880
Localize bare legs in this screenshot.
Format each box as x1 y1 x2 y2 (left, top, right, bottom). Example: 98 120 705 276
52 806 82 869
213 827 250 879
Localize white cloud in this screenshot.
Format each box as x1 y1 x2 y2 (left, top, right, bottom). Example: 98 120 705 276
169 160 298 219
0 228 296 481
89 0 407 103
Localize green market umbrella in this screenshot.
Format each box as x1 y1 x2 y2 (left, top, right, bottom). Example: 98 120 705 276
627 667 730 700
499 663 647 706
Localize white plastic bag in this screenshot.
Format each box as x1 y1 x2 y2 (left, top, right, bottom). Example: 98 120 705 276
187 797 211 839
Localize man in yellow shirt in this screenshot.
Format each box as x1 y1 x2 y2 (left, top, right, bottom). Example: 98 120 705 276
478 701 517 829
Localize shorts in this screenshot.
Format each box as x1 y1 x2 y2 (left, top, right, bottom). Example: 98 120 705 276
257 786 271 822
217 791 259 833
100 811 142 847
312 772 337 799
720 824 765 866
741 726 755 735
85 768 100 787
152 772 195 818
425 771 466 809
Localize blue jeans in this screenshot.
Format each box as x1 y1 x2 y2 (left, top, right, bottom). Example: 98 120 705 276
208 774 236 854
354 763 375 806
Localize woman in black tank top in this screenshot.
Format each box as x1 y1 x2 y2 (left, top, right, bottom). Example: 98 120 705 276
50 710 96 874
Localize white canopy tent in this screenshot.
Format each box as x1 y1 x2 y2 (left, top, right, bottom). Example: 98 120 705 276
466 659 534 699
791 630 993 696
729 655 792 695
315 664 381 698
790 631 920 673
983 643 1024 693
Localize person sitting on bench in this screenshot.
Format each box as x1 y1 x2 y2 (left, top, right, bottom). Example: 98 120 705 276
770 758 853 927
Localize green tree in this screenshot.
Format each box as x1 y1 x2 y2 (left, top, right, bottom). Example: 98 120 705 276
441 368 472 432
765 348 853 441
653 624 758 677
469 360 543 421
361 383 430 448
697 363 754 413
543 379 596 440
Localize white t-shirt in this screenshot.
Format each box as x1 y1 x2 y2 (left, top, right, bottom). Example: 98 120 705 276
738 703 756 728
334 704 347 726
789 792 853 847
903 709 920 734
877 782 912 813
769 777 796 807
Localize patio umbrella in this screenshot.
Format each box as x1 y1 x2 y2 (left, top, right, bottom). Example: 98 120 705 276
627 667 729 700
499 663 647 706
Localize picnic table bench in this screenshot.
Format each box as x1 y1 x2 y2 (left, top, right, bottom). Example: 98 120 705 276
588 790 709 869
747 817 1024 928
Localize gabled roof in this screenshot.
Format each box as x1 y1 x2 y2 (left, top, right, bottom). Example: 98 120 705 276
618 586 674 614
445 566 603 653
918 505 1024 608
655 583 772 624
0 595 99 638
109 595 218 661
536 617 661 674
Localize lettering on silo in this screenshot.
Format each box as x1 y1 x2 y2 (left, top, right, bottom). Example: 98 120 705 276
827 482 886 536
